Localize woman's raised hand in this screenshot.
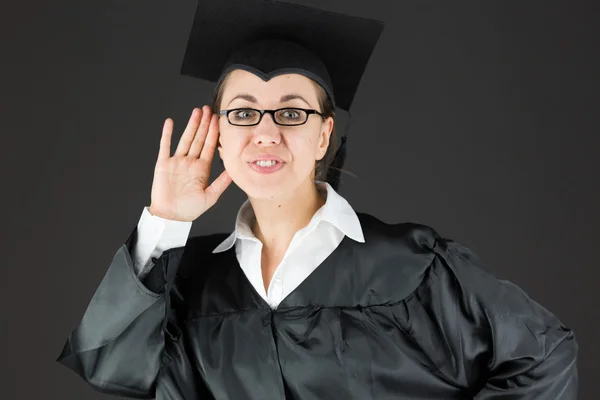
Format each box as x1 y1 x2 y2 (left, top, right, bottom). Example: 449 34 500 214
149 106 232 222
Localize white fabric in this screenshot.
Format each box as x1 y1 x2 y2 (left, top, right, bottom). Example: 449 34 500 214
133 182 365 308
134 207 193 279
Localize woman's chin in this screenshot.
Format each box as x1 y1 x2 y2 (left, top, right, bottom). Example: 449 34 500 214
235 176 297 201
242 184 288 201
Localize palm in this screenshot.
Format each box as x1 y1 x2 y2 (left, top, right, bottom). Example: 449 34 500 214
149 106 232 222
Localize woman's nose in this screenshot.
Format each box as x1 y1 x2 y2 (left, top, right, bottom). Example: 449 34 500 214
253 113 281 145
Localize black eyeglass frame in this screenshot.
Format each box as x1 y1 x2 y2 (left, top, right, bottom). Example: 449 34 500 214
218 107 325 126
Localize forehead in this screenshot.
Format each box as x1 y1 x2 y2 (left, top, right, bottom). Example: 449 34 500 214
221 69 320 105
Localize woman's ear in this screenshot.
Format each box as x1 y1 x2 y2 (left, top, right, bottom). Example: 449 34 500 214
217 136 228 171
317 117 334 160
217 135 223 156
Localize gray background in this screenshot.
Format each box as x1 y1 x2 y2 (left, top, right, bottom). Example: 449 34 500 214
1 0 598 398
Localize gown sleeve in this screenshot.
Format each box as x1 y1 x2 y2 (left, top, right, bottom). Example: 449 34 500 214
56 226 200 398
430 236 579 399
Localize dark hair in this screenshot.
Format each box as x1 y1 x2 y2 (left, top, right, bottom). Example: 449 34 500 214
211 72 338 182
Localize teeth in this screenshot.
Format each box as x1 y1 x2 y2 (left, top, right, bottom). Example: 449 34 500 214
255 160 278 167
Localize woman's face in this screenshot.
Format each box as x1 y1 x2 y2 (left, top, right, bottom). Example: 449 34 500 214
217 69 334 201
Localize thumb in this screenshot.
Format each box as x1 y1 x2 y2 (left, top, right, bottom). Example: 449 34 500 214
205 170 232 206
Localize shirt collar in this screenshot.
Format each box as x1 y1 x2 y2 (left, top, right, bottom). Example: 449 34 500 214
212 181 365 253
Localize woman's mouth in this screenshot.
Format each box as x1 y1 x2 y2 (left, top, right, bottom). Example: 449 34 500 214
248 160 285 174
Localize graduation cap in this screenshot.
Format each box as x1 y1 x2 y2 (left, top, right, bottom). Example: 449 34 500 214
180 0 385 189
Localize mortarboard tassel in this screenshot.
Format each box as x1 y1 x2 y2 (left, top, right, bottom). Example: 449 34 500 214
326 134 347 191
326 110 353 191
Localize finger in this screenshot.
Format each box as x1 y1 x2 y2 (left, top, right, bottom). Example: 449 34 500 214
188 106 213 158
205 170 232 206
174 108 203 156
199 114 220 163
158 118 174 160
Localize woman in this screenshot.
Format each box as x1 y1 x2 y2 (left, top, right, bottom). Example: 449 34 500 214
57 0 578 399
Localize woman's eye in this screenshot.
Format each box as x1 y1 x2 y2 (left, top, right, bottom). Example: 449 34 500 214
282 110 299 119
234 109 256 119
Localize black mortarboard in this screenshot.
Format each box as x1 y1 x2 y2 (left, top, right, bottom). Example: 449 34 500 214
180 0 385 188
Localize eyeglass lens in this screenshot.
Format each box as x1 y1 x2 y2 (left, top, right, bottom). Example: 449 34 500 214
228 108 308 126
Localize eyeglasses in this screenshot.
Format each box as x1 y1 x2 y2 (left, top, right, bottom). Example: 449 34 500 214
218 107 324 126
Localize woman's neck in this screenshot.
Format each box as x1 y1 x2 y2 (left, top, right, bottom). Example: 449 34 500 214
249 180 326 255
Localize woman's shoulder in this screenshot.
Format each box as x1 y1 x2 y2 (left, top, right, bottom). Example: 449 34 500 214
349 212 442 303
353 211 497 304
355 211 441 252
356 211 533 311
355 211 482 264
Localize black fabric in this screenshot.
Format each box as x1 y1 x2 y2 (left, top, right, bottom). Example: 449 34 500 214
218 39 336 112
180 0 384 112
57 213 577 399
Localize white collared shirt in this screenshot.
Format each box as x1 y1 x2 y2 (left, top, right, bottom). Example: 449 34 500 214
133 182 365 308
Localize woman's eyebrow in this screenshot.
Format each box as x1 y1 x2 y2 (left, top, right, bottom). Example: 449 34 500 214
227 93 311 107
227 93 257 106
279 94 311 107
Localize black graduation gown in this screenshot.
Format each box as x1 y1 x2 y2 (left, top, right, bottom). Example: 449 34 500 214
57 212 578 399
